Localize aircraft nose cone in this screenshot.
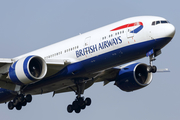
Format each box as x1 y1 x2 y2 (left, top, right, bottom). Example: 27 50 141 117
166 24 175 38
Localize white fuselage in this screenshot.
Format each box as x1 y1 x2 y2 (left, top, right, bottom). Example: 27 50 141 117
14 16 175 94
15 16 174 63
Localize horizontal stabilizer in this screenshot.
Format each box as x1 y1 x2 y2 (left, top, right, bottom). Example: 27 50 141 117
157 68 170 72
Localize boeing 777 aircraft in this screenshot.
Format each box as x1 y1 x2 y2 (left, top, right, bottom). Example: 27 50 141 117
0 16 175 113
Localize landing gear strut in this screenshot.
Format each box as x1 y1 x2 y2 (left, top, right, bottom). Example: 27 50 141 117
7 94 32 110
147 54 157 73
67 79 92 113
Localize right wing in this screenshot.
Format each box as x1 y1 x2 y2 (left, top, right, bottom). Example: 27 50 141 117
0 57 71 91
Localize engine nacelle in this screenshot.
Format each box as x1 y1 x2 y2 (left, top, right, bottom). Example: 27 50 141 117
115 63 152 92
9 55 47 85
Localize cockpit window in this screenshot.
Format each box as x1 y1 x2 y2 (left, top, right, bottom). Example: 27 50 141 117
152 20 169 26
156 21 160 25
152 21 156 25
161 20 168 23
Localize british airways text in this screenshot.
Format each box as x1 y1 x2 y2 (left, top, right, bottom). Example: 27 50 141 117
76 36 122 58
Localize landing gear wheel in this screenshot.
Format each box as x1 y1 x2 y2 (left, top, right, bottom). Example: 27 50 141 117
72 101 78 110
152 66 157 73
8 102 14 110
16 104 22 110
77 97 84 106
21 100 27 106
80 102 86 110
26 94 32 103
74 107 81 113
85 97 91 106
67 105 73 113
13 97 19 106
147 65 157 73
7 94 32 111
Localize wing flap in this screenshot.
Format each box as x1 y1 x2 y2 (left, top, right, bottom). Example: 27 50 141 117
94 67 120 84
45 58 72 65
45 58 64 65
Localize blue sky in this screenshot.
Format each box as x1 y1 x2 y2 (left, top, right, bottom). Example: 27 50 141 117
0 0 179 120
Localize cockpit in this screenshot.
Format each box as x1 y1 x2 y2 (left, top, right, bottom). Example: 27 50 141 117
152 20 169 25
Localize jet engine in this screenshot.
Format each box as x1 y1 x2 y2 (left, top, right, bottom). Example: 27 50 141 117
115 63 152 92
9 55 47 85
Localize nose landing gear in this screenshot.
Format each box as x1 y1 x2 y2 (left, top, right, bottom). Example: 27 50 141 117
147 54 157 73
146 49 162 73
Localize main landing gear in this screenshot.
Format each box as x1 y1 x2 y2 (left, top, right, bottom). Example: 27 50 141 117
67 79 92 113
67 96 91 113
8 94 32 110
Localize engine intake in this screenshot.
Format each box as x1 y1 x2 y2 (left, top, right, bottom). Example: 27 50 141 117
115 63 152 92
9 55 47 85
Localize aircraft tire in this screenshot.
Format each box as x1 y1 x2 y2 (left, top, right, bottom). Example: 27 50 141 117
26 94 32 103
72 101 78 110
78 97 84 106
74 107 81 113
13 97 19 106
80 102 86 110
85 97 91 106
8 102 14 110
67 105 73 113
152 66 157 73
16 104 22 110
21 100 27 106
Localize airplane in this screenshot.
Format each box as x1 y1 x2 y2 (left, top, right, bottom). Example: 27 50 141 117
0 16 175 113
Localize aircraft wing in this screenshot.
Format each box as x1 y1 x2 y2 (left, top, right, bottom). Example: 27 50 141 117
0 58 71 92
0 58 13 64
52 67 121 96
0 58 13 73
